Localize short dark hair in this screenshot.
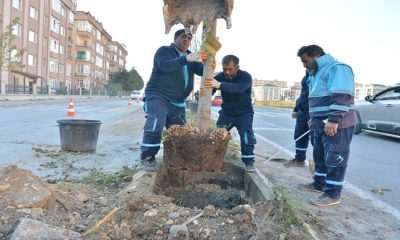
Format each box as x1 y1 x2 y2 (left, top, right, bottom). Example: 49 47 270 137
297 45 325 57
174 29 192 40
222 54 239 65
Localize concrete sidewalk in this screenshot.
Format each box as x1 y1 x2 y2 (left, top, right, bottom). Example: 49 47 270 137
253 151 400 239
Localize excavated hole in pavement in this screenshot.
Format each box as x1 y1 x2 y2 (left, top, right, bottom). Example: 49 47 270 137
153 162 267 209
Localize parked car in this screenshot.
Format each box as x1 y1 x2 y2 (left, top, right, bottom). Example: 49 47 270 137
211 96 223 106
354 85 400 136
130 90 141 100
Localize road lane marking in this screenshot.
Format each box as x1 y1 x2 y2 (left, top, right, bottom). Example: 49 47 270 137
255 111 292 119
254 127 293 131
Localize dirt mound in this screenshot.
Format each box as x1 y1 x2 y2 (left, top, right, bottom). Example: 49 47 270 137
0 165 310 240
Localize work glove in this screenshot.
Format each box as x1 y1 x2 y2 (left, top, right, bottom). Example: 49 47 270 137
186 51 206 62
205 78 221 89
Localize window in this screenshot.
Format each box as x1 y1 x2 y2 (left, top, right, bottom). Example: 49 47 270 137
83 80 90 89
28 54 37 66
49 79 57 89
28 30 37 43
108 45 117 52
61 8 66 17
95 70 103 79
96 56 103 67
66 64 72 76
59 45 64 54
96 31 101 41
11 49 19 62
96 43 104 55
12 23 21 36
50 38 59 53
49 59 58 73
77 21 92 33
76 65 90 76
68 11 75 24
51 0 62 14
12 0 20 10
77 51 91 61
59 63 64 73
60 26 65 35
376 89 400 101
65 80 72 89
30 6 38 20
110 53 116 62
50 17 60 33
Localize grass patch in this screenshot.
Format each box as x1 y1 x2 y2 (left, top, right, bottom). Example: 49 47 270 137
269 188 302 225
80 167 135 185
256 101 295 109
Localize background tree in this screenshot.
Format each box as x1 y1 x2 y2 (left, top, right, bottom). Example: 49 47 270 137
108 67 144 92
0 18 24 72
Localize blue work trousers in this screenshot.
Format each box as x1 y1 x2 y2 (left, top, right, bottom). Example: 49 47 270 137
217 111 256 165
312 121 355 199
294 111 311 162
140 96 186 158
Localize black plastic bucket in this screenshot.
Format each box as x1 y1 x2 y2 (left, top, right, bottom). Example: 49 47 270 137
189 101 198 114
57 119 102 152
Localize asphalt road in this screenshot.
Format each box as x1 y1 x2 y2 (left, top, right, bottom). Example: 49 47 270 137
246 106 400 211
0 98 143 177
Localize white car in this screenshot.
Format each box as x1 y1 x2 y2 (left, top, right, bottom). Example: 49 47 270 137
354 85 400 136
130 90 141 100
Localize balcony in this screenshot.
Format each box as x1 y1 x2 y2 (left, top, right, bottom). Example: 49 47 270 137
75 71 90 77
76 42 92 48
76 51 91 62
76 22 92 38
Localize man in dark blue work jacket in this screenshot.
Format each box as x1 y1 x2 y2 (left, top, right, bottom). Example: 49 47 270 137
205 55 257 172
140 29 204 171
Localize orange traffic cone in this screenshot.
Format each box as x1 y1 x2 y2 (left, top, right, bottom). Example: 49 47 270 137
128 97 132 105
66 99 76 117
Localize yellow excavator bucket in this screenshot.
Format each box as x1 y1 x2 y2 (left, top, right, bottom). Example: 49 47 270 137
163 0 234 34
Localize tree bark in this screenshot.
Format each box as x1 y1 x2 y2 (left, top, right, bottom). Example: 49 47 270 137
197 19 217 131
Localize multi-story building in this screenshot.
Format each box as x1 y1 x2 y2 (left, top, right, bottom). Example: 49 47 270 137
253 83 281 101
253 79 287 88
108 40 127 74
74 11 111 94
0 0 77 95
355 84 386 100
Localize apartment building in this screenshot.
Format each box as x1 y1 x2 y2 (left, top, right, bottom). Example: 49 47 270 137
253 83 281 101
108 40 127 74
0 0 77 95
355 84 386 100
74 11 111 94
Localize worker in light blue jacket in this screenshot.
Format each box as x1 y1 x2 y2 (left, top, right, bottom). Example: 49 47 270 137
296 45 357 207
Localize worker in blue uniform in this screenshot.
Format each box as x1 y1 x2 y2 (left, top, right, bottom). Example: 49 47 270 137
205 54 257 172
297 45 357 207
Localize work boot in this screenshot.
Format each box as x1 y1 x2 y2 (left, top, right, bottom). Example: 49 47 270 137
245 163 256 173
139 156 157 172
284 159 305 167
298 183 323 194
310 193 341 207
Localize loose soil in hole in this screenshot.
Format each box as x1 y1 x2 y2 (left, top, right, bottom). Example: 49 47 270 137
162 184 248 210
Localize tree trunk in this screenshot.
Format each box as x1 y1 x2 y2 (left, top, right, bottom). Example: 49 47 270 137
197 20 217 131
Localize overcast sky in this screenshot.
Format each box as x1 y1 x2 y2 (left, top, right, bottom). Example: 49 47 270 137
77 0 400 86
